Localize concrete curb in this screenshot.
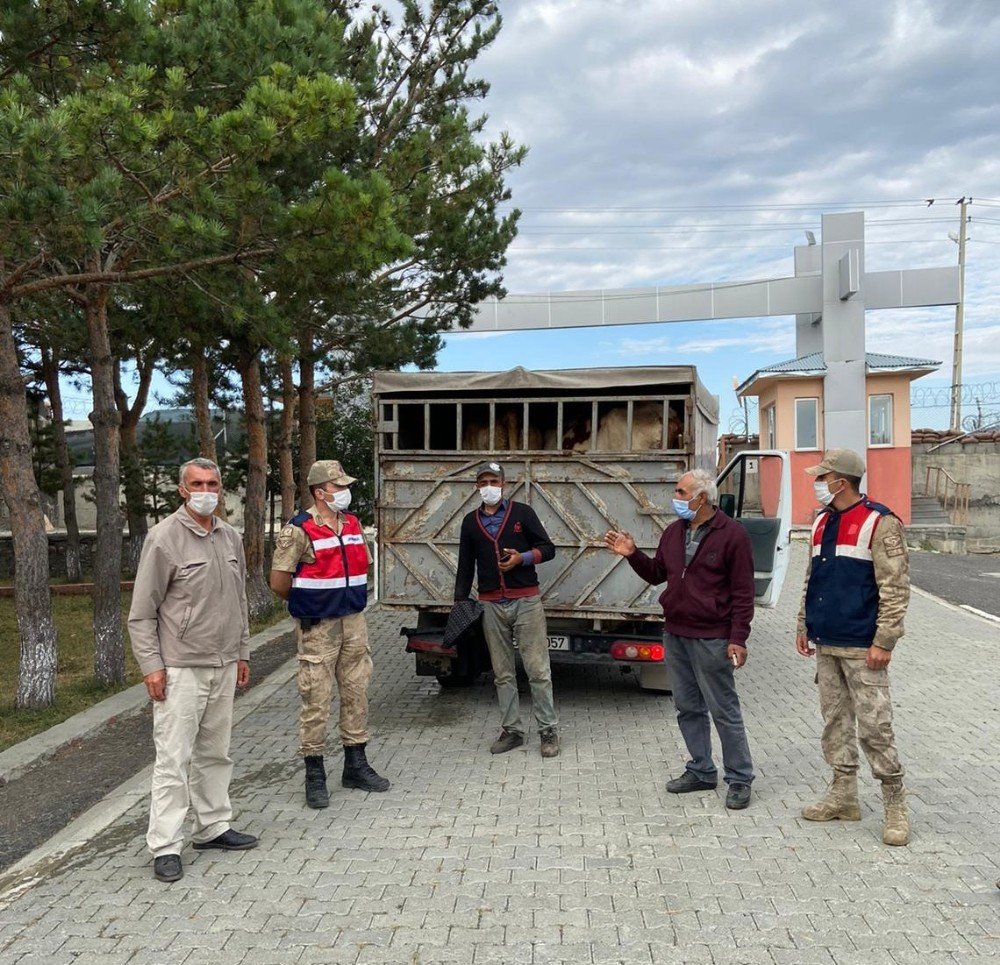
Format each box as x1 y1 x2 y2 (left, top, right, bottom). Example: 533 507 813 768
0 618 296 787
0 649 299 908
911 585 1000 625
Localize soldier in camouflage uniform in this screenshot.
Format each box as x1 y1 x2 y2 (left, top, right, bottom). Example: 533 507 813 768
269 460 390 808
795 448 911 846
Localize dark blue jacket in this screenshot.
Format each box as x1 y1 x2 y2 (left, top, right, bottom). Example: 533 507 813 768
805 497 894 648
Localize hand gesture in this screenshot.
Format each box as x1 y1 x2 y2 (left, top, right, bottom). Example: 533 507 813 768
604 529 636 557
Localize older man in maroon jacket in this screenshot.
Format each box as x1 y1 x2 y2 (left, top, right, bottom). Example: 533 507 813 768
605 468 756 810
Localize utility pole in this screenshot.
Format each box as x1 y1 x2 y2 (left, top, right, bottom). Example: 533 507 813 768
949 197 969 432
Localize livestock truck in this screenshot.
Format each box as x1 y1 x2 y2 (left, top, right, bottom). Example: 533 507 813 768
373 365 791 692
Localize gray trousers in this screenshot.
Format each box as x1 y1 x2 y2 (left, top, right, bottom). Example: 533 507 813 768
664 633 754 786
482 596 558 734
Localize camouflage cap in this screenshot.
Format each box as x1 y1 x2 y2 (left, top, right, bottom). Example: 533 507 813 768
306 459 357 487
475 461 505 481
805 447 866 477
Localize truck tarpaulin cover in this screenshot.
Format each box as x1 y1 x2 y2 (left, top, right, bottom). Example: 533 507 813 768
373 365 718 421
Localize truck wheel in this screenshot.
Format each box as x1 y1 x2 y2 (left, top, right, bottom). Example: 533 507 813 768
436 674 475 689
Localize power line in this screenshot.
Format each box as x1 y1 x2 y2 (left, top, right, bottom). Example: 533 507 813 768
499 199 936 212
515 220 962 237
509 239 968 252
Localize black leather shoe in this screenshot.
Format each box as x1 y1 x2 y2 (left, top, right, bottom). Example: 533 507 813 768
192 829 259 851
726 782 752 810
666 771 718 794
153 854 183 882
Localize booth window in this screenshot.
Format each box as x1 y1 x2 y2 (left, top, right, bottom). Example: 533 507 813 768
794 398 819 450
763 404 776 449
869 394 893 446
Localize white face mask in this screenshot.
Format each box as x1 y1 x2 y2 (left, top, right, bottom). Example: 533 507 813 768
814 480 839 507
479 485 503 506
187 491 219 517
324 489 352 512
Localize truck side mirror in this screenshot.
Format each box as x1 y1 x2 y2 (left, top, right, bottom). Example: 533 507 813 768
719 493 736 518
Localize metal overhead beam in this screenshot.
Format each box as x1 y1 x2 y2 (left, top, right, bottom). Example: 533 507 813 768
456 210 961 467
462 265 958 333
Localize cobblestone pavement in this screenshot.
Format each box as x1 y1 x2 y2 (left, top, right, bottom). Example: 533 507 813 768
1 543 998 964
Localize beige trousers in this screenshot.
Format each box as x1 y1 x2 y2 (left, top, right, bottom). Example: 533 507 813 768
816 646 904 784
297 611 372 755
147 663 236 857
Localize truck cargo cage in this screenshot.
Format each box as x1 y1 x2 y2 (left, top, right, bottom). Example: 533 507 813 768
372 367 788 693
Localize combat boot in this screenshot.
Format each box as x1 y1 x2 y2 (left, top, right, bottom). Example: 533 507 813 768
304 755 329 809
881 782 910 846
342 743 391 793
801 773 861 822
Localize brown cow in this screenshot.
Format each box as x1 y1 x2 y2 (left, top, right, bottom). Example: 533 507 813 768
566 403 682 452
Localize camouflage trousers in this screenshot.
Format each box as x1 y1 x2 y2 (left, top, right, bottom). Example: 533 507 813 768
297 611 372 756
816 646 904 783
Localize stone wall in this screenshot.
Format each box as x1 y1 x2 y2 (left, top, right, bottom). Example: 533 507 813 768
0 533 278 581
911 431 1000 550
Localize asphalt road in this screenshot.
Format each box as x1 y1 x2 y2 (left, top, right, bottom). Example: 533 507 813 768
910 547 1000 620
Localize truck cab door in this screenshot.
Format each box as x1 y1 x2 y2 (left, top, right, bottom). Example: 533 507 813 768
715 450 791 607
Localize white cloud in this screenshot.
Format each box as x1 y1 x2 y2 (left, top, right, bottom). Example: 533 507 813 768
434 0 1000 424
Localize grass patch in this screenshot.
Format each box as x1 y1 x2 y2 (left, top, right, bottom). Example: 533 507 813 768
0 593 287 754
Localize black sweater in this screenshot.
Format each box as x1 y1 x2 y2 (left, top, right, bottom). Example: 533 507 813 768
454 501 556 602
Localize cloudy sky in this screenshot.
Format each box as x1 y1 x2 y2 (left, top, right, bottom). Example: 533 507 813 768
436 0 1000 431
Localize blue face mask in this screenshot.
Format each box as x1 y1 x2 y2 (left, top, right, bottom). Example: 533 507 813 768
672 497 697 521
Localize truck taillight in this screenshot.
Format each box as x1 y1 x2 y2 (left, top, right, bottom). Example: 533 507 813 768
609 642 664 662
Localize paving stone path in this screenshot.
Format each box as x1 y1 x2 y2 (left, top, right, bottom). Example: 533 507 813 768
1 543 998 964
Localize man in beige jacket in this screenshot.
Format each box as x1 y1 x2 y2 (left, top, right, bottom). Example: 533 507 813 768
129 458 258 882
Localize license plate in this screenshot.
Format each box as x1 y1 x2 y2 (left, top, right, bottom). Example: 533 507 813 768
513 635 570 651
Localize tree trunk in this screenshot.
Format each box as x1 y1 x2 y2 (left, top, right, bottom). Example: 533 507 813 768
118 419 146 576
114 355 154 575
86 282 125 687
297 329 316 509
0 301 58 707
278 354 297 522
237 344 273 620
192 350 218 462
40 345 82 582
191 348 228 521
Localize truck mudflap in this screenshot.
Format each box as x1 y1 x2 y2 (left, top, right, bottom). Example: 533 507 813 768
400 626 489 687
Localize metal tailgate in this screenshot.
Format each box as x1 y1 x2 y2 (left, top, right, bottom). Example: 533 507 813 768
377 455 687 619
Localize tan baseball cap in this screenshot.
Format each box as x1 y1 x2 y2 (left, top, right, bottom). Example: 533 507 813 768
306 459 356 487
805 447 866 477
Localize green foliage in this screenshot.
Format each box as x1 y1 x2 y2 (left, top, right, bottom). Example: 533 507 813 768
130 416 185 522
315 382 376 525
29 415 62 498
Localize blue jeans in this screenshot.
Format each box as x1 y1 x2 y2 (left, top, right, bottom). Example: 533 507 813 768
664 633 754 786
482 596 558 734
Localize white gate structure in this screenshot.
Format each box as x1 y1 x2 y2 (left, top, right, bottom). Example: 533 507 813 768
462 211 960 460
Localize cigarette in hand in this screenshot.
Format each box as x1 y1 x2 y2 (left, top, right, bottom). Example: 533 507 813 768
730 653 739 667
